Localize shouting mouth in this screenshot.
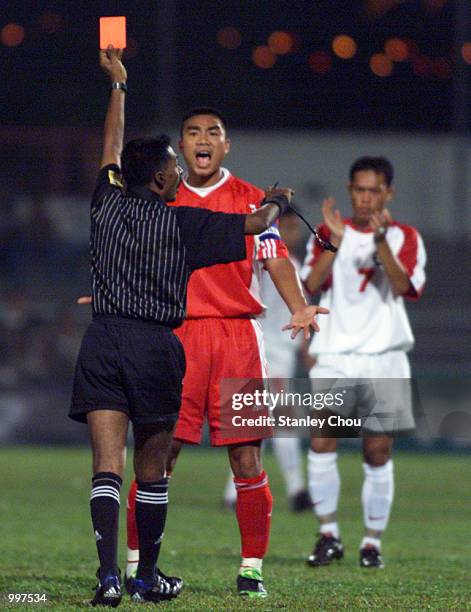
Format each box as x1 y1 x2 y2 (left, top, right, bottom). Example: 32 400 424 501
195 151 212 169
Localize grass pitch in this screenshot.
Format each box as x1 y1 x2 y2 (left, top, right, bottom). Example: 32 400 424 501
0 446 470 610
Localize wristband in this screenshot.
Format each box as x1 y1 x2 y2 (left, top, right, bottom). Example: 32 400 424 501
374 226 387 243
263 194 289 215
111 82 127 92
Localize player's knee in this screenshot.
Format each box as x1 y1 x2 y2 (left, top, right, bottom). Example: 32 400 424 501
311 437 338 454
229 447 261 479
233 461 260 479
363 435 393 467
134 461 166 482
93 457 125 478
363 446 391 467
166 439 183 473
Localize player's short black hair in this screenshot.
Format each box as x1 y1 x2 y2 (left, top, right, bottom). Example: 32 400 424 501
121 136 172 187
349 157 394 186
180 107 228 137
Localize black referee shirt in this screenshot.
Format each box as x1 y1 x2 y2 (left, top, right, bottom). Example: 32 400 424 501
90 164 246 327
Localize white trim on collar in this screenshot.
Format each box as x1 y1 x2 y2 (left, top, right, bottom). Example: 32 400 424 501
182 167 231 197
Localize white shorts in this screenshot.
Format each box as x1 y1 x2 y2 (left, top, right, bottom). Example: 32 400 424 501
309 351 414 434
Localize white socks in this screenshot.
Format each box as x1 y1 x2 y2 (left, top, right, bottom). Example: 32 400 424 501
240 557 262 572
361 460 394 535
320 521 340 539
361 536 382 550
126 547 139 578
308 450 340 518
308 451 393 548
272 437 305 497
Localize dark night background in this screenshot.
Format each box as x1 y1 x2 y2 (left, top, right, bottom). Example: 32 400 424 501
0 0 461 131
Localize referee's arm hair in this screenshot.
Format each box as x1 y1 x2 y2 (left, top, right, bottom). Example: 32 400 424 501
244 187 293 234
99 46 128 169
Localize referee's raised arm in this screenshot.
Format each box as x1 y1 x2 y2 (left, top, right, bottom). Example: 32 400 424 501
99 46 127 169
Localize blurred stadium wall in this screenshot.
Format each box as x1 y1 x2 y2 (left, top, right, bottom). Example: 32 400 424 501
1 127 470 446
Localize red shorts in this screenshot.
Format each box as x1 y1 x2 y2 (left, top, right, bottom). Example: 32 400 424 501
174 317 268 446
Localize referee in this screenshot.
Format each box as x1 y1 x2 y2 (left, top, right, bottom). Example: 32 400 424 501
69 47 293 607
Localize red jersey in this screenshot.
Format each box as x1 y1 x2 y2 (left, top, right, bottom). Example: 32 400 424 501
171 169 289 318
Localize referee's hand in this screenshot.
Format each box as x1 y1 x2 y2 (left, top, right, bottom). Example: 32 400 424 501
264 186 294 204
100 45 127 82
282 305 329 340
77 296 92 305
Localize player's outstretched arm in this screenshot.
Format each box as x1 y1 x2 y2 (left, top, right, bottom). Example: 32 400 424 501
99 46 127 169
244 188 293 234
266 258 330 339
266 257 307 312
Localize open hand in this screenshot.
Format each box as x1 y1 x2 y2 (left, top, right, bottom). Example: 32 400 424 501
322 198 344 246
282 305 329 340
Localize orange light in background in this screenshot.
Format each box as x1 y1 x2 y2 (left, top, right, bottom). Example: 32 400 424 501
462 42 471 64
268 31 295 55
252 46 276 69
309 51 332 74
412 56 433 77
38 12 62 34
217 27 241 50
332 35 357 60
369 53 393 77
1 23 25 47
384 38 408 62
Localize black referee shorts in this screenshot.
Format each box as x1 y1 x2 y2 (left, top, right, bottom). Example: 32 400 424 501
69 315 186 426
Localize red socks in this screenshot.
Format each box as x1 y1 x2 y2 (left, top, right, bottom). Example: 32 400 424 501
128 471 273 562
126 479 138 551
235 470 273 558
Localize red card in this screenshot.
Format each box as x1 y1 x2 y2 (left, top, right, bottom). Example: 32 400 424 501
99 16 126 49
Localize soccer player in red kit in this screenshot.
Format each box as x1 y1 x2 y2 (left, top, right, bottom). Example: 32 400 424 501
126 108 327 597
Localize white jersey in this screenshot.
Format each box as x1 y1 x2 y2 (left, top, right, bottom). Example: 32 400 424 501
260 256 302 378
301 219 426 355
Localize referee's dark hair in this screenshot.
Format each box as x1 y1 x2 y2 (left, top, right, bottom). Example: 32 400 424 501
350 157 394 187
121 136 173 187
180 107 228 137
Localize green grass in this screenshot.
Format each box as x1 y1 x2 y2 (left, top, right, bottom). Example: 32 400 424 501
0 447 470 610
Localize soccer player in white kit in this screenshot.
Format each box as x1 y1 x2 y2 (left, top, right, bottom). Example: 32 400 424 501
300 157 426 568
